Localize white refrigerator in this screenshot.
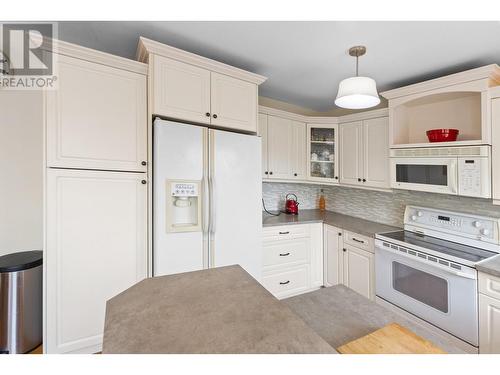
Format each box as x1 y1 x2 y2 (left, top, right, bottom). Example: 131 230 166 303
153 118 262 281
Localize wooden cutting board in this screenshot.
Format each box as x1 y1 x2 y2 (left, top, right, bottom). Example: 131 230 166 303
336 323 446 354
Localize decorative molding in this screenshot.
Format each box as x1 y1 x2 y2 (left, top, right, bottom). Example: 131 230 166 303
31 35 148 75
381 64 500 100
137 37 267 85
337 108 389 124
259 105 387 124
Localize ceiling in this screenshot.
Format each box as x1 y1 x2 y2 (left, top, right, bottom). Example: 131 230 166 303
57 21 500 113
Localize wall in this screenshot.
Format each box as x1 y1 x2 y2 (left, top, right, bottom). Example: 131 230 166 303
0 91 43 256
263 182 500 227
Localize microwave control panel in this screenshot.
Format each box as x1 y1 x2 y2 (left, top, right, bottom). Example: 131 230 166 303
458 157 491 198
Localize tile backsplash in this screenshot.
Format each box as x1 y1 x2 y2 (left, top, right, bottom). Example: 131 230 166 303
262 182 500 227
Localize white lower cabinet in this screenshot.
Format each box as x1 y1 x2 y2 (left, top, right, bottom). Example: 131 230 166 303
479 272 500 353
324 224 375 300
45 168 148 354
262 223 323 299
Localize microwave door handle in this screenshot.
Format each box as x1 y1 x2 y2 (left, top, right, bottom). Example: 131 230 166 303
449 160 458 194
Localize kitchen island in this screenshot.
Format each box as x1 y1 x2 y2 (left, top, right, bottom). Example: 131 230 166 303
102 265 336 354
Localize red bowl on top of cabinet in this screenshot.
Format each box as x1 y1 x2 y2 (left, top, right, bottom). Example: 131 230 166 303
426 129 459 143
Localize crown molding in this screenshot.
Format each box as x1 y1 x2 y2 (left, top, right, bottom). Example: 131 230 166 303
259 105 388 124
137 37 267 85
381 64 500 100
30 35 148 75
337 108 389 123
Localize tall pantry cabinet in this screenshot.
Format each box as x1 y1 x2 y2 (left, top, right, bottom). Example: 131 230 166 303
43 40 148 354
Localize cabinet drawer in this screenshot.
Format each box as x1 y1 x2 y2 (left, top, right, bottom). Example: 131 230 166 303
262 265 309 299
263 239 308 267
263 224 309 242
479 272 500 300
344 230 373 252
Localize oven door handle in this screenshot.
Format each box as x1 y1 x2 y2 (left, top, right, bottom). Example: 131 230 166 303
376 244 477 280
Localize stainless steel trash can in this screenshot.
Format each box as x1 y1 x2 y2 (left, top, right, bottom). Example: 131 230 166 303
0 251 43 354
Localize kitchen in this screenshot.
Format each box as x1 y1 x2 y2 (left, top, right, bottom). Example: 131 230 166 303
2 16 500 368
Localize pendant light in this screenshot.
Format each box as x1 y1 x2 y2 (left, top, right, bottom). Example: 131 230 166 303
335 46 380 109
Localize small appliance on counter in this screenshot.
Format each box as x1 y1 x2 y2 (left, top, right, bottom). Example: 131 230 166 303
285 193 299 215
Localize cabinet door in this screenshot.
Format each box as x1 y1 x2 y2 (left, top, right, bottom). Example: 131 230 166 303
267 115 293 179
46 54 147 172
152 55 211 125
210 72 258 133
343 244 374 300
340 121 363 186
479 293 500 353
493 98 500 204
46 169 147 354
307 124 339 183
363 117 390 189
324 225 343 287
259 113 269 178
291 121 307 180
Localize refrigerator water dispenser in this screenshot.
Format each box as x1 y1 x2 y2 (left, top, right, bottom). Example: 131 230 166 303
166 180 202 233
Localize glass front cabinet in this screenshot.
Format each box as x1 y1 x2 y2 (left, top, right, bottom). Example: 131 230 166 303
306 123 339 184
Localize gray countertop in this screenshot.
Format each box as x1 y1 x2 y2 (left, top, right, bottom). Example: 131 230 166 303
476 254 500 278
263 209 400 238
102 265 336 354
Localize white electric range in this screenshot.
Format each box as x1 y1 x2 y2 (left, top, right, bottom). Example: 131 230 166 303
375 205 500 347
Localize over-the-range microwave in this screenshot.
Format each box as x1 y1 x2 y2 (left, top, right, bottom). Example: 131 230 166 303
390 145 491 198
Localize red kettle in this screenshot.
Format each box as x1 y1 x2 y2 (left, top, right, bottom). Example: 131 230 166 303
285 194 299 215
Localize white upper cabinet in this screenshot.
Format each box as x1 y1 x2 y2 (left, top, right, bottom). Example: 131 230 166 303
307 124 339 184
267 115 293 179
259 113 269 179
210 72 258 132
265 115 306 180
46 54 147 172
363 117 390 189
138 38 266 133
45 168 147 354
152 55 211 125
340 121 363 186
492 93 500 205
340 114 390 190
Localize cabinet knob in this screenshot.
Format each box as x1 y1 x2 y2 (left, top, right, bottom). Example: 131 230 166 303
343 248 347 252
265 171 269 175
362 178 366 182
294 173 297 177
213 114 218 119
205 112 211 117
338 232 342 236
335 176 338 180
269 171 273 175
358 178 362 182
141 161 147 166
141 180 147 185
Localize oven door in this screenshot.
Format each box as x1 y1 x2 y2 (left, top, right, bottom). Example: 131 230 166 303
375 244 478 346
390 157 458 194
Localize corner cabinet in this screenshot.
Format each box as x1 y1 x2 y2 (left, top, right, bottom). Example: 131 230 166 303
137 37 267 134
307 124 339 183
261 114 306 180
45 169 147 354
340 116 390 189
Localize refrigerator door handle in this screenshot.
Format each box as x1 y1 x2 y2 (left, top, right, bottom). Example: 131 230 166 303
202 177 210 234
209 176 216 235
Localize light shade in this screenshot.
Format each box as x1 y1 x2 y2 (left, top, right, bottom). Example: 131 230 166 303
335 76 380 109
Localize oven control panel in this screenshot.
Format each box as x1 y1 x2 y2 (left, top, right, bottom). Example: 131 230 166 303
404 205 500 245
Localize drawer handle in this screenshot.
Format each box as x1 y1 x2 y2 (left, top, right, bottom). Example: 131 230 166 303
279 252 290 257
279 231 290 235
352 237 365 244
279 280 290 285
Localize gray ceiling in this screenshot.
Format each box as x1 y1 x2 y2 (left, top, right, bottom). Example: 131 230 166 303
57 21 500 112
